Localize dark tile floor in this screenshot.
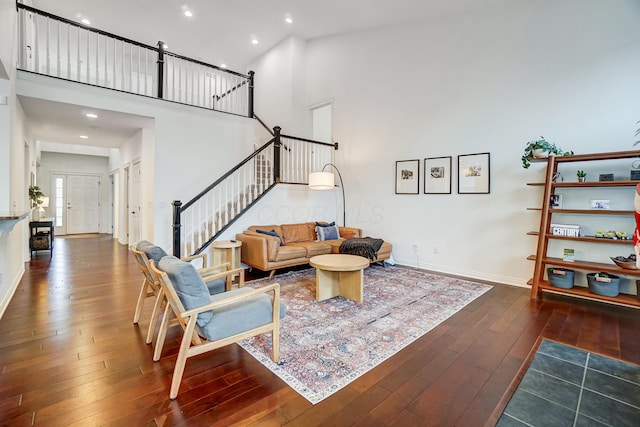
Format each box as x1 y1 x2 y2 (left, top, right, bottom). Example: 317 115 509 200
497 340 640 427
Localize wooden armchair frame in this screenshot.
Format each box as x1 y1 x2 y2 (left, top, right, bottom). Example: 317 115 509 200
149 261 281 400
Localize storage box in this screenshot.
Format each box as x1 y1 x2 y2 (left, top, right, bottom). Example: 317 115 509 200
587 273 620 297
547 268 575 289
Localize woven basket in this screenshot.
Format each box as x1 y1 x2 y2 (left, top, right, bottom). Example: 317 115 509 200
587 273 620 297
547 268 575 289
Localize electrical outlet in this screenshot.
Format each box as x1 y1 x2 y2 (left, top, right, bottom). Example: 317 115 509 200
433 246 439 254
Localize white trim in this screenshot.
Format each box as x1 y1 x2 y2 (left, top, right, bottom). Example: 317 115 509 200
0 267 25 320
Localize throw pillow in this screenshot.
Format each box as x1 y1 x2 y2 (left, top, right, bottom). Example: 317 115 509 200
315 221 336 227
256 229 284 246
316 225 340 241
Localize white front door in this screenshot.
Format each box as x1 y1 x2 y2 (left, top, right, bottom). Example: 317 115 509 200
67 175 101 234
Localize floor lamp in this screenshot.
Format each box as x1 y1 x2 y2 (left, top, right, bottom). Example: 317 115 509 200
308 163 346 226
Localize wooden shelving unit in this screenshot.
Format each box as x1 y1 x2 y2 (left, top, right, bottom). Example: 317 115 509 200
527 150 640 309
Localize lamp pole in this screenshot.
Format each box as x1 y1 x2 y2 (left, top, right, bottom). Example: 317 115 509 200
322 163 346 227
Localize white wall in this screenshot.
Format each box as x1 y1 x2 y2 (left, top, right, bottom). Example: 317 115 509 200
0 1 34 318
0 0 16 80
250 36 307 135
250 0 640 286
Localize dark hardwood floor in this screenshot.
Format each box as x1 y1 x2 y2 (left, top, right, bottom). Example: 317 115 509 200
1 236 639 426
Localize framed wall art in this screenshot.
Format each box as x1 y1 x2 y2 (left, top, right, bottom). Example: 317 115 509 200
457 152 490 194
424 156 452 194
395 159 420 194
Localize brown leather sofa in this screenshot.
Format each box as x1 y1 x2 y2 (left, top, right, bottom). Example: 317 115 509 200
236 222 392 278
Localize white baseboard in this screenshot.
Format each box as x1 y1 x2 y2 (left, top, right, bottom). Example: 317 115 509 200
0 266 25 320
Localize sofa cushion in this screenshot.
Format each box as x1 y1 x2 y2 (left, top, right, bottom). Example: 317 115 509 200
200 287 286 341
288 241 332 257
316 225 340 241
136 240 168 264
281 223 315 244
158 256 213 327
274 245 307 262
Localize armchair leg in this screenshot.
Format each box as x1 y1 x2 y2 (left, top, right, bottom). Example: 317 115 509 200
153 304 172 362
170 316 197 399
145 290 164 344
133 279 148 324
268 270 276 279
272 329 280 363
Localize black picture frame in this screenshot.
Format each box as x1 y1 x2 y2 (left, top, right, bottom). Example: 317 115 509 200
424 156 452 194
395 159 420 194
457 152 490 194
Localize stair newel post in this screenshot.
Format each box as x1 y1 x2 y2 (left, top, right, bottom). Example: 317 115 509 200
156 41 165 99
172 200 182 257
247 70 255 118
273 126 282 183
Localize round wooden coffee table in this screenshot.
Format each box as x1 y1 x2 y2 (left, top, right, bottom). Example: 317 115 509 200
309 254 370 302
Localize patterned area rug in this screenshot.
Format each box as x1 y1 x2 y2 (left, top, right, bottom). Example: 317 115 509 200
239 265 492 404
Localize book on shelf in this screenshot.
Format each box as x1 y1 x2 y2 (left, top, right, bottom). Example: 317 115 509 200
550 224 580 237
563 248 575 262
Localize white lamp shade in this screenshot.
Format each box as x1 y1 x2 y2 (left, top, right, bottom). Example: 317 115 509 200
308 172 335 190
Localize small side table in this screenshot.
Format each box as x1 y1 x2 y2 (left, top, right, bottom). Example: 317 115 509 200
211 240 242 279
29 218 54 257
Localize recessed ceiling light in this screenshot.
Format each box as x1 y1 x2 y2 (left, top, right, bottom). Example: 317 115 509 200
251 38 259 45
79 135 89 139
184 10 193 17
85 113 98 119
220 63 227 68
285 15 293 24
81 18 91 25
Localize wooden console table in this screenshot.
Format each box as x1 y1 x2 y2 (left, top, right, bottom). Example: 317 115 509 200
29 218 54 257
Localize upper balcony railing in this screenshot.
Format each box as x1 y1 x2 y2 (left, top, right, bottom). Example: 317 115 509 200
16 3 253 117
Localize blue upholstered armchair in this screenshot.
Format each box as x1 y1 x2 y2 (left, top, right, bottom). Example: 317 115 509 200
130 241 242 347
150 256 285 399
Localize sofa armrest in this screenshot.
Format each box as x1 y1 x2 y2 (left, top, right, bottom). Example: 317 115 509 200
339 227 362 239
236 232 280 265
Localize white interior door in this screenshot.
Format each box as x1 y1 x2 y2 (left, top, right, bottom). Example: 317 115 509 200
67 175 100 234
311 103 332 143
129 161 141 245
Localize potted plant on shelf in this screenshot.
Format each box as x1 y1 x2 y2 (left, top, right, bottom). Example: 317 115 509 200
28 185 44 208
521 136 574 169
577 170 587 182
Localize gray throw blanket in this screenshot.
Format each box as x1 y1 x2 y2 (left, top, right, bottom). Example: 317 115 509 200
339 237 384 261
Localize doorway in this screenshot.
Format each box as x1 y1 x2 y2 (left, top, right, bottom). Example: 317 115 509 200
129 160 141 245
51 173 101 235
311 102 332 143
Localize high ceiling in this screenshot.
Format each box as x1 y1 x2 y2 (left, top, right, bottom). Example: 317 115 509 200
23 0 500 149
31 0 493 71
